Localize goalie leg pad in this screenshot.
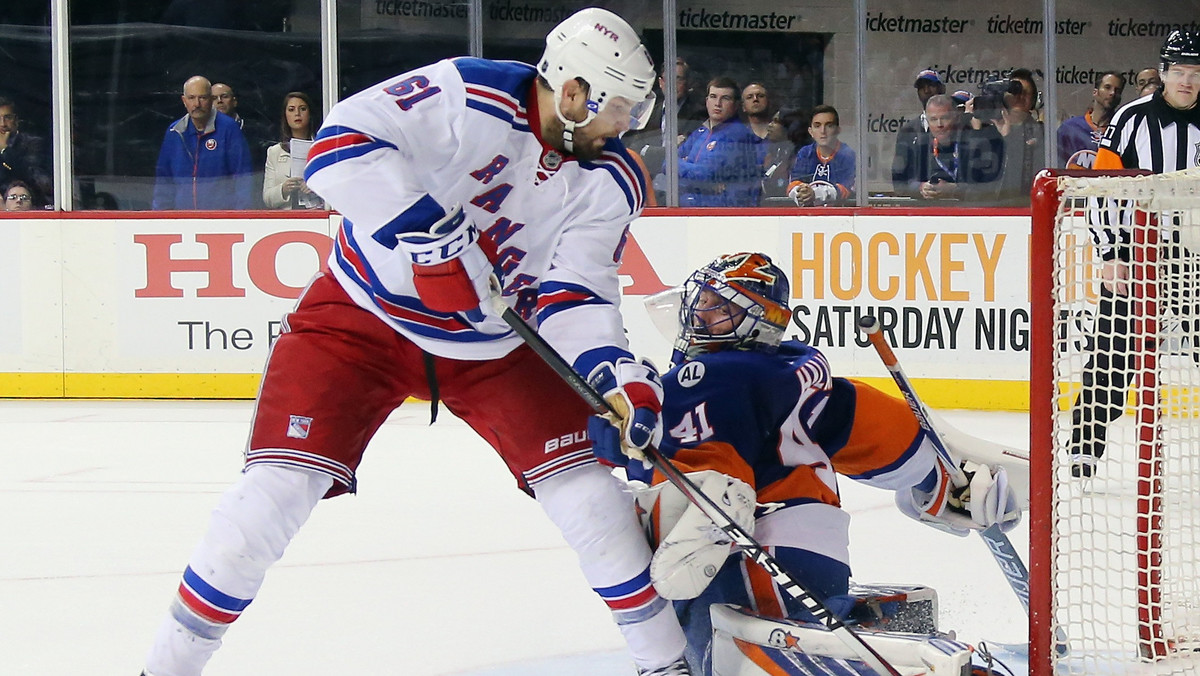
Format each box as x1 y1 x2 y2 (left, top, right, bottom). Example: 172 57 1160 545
634 470 756 600
710 604 974 675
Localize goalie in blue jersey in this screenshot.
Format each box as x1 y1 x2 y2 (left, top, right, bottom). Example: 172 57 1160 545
591 252 1023 675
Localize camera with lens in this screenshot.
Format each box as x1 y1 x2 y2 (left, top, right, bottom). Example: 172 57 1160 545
973 78 1024 121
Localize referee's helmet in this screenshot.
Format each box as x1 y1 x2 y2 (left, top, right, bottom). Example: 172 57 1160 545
1161 30 1200 70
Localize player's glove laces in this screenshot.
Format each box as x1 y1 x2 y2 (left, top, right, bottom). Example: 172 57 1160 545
586 357 663 465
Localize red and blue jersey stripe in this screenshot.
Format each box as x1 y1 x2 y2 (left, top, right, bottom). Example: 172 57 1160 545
581 141 647 215
455 58 533 133
304 125 398 180
333 220 503 343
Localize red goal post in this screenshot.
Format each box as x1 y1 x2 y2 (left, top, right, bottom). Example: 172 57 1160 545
1030 168 1200 675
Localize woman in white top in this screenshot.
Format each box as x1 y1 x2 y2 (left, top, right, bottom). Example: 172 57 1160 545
263 92 324 209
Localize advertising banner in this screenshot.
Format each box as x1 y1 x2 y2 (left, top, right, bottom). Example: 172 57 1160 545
1 211 1043 407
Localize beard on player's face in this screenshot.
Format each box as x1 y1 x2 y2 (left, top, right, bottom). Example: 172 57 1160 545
545 116 611 161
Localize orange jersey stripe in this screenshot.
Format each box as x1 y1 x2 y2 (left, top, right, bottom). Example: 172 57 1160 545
829 379 921 476
743 553 787 618
653 442 756 488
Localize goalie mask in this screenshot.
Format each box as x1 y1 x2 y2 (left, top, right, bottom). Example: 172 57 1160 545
675 252 792 360
538 8 657 150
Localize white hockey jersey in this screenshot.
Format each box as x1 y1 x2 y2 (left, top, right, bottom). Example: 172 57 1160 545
304 57 649 373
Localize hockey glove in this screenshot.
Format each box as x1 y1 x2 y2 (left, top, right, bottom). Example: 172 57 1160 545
632 470 756 599
896 460 1022 536
396 203 495 321
586 358 663 465
808 180 840 206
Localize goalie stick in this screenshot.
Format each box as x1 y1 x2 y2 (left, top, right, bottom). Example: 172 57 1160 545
488 289 902 676
858 315 1069 657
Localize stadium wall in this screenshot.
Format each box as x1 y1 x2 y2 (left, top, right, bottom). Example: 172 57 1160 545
0 208 1051 410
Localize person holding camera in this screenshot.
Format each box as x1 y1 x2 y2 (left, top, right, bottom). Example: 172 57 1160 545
891 94 1002 201
967 69 1044 206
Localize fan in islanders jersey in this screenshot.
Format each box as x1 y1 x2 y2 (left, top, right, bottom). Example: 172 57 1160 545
594 253 1025 675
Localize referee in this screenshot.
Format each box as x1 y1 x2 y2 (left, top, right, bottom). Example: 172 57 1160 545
1070 29 1200 477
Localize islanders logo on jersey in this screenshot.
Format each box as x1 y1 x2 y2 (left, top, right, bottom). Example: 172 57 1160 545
205 138 218 151
1065 149 1097 170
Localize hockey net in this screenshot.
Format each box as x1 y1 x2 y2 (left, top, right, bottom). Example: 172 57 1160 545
1030 168 1200 675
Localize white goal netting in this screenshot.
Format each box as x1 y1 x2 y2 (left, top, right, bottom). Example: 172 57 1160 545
1047 168 1200 675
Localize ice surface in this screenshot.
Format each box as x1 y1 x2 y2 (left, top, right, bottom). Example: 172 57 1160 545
0 401 1029 675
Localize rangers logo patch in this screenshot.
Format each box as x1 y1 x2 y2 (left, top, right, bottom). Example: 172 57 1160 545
205 138 218 151
287 415 313 439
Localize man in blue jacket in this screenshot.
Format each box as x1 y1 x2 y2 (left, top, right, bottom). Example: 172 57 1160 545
153 75 254 210
676 77 762 207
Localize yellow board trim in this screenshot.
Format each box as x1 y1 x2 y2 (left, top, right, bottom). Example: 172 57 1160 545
1 372 1034 410
852 376 1029 412
0 373 262 399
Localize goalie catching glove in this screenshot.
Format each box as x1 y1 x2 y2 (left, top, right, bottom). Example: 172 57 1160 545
396 202 496 321
633 470 757 599
896 460 1021 537
586 358 663 464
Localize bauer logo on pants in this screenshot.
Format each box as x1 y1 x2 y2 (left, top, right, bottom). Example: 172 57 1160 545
287 415 313 439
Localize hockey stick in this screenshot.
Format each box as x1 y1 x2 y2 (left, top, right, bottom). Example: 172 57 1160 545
857 315 1069 656
489 293 901 676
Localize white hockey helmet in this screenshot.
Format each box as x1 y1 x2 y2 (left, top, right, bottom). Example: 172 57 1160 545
537 7 657 143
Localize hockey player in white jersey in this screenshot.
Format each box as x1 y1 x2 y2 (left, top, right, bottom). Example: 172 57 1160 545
593 253 1023 675
138 8 695 676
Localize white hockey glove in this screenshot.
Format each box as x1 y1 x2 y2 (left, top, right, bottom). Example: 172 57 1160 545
633 470 757 599
395 203 495 321
896 460 1022 537
586 358 663 464
808 180 840 205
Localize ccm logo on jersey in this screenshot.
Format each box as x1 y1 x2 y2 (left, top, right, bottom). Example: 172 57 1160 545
677 361 706 388
544 429 588 453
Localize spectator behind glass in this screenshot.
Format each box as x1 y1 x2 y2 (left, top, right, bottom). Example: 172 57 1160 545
891 69 945 196
893 94 1003 201
1135 67 1163 97
760 108 810 201
153 75 254 210
787 104 855 206
1057 71 1126 168
625 57 706 153
3 180 36 211
677 77 763 207
742 82 772 140
0 98 52 207
989 68 1046 206
263 92 324 210
213 82 272 177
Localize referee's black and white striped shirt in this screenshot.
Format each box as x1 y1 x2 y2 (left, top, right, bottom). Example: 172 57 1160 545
1096 91 1200 173
1090 91 1200 259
